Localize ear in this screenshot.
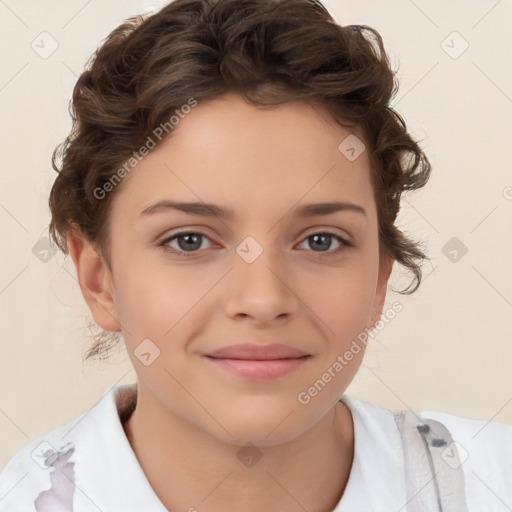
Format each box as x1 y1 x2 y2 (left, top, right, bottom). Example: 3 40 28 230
67 226 121 332
368 254 394 330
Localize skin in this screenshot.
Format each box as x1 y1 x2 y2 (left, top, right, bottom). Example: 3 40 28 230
68 92 394 512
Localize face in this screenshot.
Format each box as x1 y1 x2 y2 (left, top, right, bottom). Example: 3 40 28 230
71 93 393 446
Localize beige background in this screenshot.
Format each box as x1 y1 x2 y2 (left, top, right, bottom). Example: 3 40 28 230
1 0 511 469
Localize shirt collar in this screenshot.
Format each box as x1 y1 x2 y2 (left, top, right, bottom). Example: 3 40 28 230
333 394 407 511
71 384 407 511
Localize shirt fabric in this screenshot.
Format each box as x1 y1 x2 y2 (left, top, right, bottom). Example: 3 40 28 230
0 383 511 511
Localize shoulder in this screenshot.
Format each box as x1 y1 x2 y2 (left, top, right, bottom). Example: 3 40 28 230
419 411 512 464
420 408 512 506
0 385 132 511
0 410 87 511
342 396 512 506
419 408 512 456
344 395 512 455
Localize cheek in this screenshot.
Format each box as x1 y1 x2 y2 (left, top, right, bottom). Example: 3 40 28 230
304 257 377 333
113 260 209 340
310 281 373 366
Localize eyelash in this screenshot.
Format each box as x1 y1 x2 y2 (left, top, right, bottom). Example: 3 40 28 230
157 230 353 258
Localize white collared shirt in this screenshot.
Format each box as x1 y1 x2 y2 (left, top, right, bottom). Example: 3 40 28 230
0 383 511 511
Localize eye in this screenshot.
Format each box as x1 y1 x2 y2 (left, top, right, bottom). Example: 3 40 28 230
297 231 352 256
158 231 214 256
158 229 353 258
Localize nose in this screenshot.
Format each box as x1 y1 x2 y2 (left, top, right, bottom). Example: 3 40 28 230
223 239 300 325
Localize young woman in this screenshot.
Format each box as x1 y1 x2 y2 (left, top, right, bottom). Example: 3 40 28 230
0 0 510 510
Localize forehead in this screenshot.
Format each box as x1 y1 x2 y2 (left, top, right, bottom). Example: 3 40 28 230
110 93 374 222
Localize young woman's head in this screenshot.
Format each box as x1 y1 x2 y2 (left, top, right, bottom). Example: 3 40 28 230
47 0 430 445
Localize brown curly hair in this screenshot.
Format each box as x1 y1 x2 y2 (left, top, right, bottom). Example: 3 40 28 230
48 0 431 360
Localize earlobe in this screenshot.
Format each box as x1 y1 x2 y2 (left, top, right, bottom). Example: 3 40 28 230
369 255 394 330
67 226 121 332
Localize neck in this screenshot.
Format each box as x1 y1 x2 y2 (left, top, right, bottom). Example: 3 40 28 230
122 388 354 512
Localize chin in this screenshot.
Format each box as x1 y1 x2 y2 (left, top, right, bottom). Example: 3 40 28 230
209 409 309 448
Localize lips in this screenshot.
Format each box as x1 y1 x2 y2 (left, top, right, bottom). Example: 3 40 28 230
204 343 310 380
205 343 308 360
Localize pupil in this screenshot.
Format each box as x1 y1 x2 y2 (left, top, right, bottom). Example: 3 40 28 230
311 234 330 251
179 234 201 251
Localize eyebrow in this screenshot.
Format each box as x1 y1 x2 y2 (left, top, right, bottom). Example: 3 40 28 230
140 200 367 219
